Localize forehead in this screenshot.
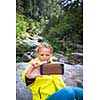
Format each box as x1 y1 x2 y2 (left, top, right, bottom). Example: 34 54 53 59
38 47 51 53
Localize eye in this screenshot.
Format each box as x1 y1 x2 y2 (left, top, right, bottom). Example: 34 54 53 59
40 54 44 56
46 54 50 56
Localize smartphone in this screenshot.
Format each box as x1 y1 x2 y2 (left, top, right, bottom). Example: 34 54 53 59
40 63 64 75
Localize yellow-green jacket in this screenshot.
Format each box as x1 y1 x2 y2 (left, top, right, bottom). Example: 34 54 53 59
21 58 66 100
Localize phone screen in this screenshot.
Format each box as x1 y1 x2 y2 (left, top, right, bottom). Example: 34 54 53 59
40 63 64 75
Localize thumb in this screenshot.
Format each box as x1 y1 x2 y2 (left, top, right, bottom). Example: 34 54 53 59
39 61 47 65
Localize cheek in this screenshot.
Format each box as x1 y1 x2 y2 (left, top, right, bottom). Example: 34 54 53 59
46 56 51 60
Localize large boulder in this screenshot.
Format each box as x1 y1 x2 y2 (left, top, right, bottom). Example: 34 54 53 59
62 63 83 87
16 63 32 100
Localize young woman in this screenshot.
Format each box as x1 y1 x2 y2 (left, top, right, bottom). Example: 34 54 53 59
22 42 83 100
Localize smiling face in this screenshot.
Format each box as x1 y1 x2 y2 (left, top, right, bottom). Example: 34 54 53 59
37 47 52 61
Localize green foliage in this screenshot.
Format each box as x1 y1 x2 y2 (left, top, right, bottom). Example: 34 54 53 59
16 14 29 40
16 0 25 14
16 56 24 62
41 13 79 53
16 0 83 62
16 43 31 54
16 14 39 44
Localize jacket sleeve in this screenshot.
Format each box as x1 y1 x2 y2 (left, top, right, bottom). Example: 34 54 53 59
21 69 25 83
52 75 66 90
21 58 40 85
21 60 34 84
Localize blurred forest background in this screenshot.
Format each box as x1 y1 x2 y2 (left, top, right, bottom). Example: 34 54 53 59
16 0 83 63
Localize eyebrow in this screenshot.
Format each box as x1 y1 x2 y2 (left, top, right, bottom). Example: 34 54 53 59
40 54 50 55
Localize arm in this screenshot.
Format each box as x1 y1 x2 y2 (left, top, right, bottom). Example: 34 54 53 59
23 60 47 86
25 62 41 86
25 63 41 79
21 60 37 85
25 61 47 79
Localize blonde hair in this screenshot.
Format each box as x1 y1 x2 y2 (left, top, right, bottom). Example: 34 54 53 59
34 42 53 57
35 42 53 54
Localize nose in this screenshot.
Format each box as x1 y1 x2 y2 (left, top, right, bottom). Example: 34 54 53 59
42 55 48 60
43 55 46 59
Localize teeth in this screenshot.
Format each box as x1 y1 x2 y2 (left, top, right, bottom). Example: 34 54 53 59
39 61 47 65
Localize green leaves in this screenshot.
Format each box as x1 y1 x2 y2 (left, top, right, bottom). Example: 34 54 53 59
16 0 83 62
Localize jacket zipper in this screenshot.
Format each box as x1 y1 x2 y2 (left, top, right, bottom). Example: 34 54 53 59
38 87 42 99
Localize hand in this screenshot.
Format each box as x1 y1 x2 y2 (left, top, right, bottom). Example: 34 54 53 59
26 61 48 79
32 61 47 68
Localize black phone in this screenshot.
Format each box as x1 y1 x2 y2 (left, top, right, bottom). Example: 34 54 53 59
40 63 64 75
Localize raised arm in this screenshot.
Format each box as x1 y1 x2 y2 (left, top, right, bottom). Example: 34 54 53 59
25 61 47 79
25 62 41 79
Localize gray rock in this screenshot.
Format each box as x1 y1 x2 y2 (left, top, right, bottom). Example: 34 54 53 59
16 63 32 100
62 64 83 87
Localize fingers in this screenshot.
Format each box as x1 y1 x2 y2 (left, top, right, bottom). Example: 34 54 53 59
32 62 39 68
39 61 47 65
32 61 47 68
31 61 47 78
